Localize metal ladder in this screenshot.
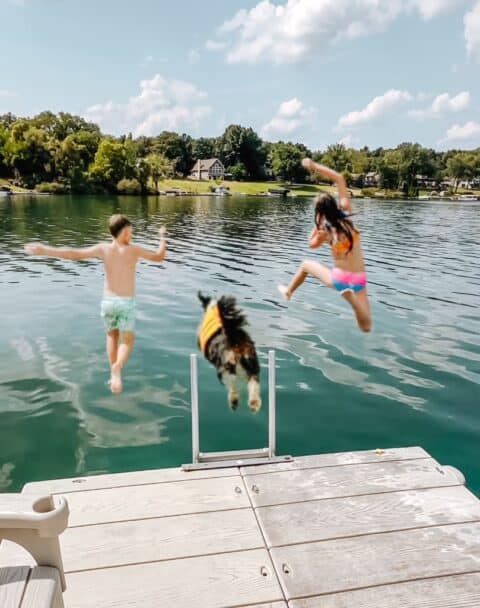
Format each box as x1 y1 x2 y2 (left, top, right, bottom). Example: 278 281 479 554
182 350 293 471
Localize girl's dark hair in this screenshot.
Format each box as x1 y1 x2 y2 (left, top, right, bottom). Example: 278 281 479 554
314 193 355 252
108 214 131 238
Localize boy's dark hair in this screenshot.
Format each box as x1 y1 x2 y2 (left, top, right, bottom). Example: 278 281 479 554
109 214 131 238
314 193 355 252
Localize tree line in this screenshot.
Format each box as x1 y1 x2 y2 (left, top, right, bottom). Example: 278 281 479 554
0 111 479 195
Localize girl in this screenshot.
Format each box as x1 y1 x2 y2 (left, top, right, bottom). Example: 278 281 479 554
278 158 371 332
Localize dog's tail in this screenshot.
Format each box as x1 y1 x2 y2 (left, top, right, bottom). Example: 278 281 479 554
217 296 247 338
198 291 211 310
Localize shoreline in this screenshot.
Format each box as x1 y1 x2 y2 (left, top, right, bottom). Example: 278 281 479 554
1 189 478 202
2 178 479 202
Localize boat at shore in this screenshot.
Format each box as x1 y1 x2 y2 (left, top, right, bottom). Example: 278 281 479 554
457 194 479 201
267 188 290 197
213 186 231 196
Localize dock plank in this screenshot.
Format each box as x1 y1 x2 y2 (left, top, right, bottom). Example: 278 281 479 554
23 466 238 495
271 522 480 600
245 604 286 608
21 567 62 608
289 572 480 608
63 475 250 526
244 604 286 608
244 459 460 507
256 485 480 547
64 549 283 608
241 446 429 475
61 508 263 572
0 566 30 607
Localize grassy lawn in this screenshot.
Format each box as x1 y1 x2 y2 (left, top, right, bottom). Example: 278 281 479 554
156 178 362 197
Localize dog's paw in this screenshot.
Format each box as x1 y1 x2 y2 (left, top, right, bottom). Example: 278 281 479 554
248 396 262 413
229 391 240 411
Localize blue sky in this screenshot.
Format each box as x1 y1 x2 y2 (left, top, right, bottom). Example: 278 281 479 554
1 0 479 150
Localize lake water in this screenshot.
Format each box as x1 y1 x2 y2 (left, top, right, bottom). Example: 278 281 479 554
0 195 479 494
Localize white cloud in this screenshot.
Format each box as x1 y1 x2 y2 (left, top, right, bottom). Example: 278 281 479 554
84 74 212 137
409 91 470 119
412 0 465 20
442 120 480 143
205 39 227 51
208 0 464 64
465 1 480 62
337 89 412 129
261 97 313 138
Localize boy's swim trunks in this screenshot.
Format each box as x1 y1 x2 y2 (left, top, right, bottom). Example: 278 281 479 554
101 296 136 332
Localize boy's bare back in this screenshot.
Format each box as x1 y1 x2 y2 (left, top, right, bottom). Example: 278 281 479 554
101 241 140 297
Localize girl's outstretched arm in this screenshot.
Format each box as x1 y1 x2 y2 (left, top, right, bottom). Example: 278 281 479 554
302 158 352 213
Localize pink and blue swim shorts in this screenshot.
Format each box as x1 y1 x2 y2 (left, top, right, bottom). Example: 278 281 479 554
331 268 367 294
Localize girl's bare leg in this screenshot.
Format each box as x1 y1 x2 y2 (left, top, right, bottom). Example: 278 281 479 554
278 260 332 300
342 289 372 332
110 332 135 394
106 330 119 367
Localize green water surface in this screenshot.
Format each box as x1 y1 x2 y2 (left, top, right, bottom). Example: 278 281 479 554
0 195 478 493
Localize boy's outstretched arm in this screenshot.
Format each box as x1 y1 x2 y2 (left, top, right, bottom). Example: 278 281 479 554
302 158 352 213
24 243 104 260
135 226 167 263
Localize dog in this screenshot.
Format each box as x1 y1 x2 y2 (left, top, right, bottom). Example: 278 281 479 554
197 292 261 412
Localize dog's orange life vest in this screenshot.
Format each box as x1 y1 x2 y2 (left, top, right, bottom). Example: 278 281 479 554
198 304 223 354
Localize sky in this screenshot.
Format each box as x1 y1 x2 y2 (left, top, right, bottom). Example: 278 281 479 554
0 0 479 151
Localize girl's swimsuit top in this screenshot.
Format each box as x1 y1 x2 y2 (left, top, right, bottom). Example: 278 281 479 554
330 229 360 257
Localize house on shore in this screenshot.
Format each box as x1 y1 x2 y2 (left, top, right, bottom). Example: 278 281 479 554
364 171 380 187
415 174 437 189
190 158 225 181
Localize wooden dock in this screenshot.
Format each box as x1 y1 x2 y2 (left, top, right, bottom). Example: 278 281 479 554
2 446 480 607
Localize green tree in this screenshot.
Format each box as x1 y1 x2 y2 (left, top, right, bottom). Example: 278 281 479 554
218 125 266 179
192 137 217 160
3 121 55 186
117 178 142 194
88 139 130 191
319 144 352 173
269 142 305 182
152 131 193 176
446 153 472 192
0 113 17 129
55 130 101 189
146 153 173 192
0 126 8 177
377 152 400 190
230 162 248 181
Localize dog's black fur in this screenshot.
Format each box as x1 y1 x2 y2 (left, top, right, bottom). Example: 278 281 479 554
198 292 261 412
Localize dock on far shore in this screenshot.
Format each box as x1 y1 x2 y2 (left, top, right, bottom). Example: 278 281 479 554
1 445 480 607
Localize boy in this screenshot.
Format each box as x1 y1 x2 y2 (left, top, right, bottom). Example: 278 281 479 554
25 215 167 393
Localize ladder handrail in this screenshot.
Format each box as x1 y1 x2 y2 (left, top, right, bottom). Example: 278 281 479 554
268 349 276 458
190 353 200 465
188 350 277 465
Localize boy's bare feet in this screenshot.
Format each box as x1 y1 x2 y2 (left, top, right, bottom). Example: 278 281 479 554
110 363 123 394
277 284 291 301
